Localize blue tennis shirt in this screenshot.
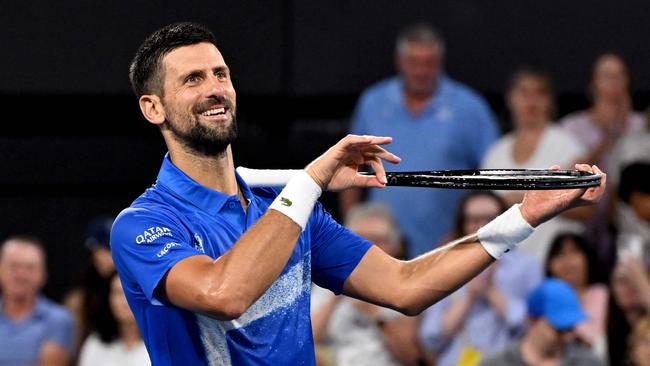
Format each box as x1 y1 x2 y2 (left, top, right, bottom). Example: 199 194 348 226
111 155 372 365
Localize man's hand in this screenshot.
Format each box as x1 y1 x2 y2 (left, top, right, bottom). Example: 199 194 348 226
305 134 401 191
519 164 606 227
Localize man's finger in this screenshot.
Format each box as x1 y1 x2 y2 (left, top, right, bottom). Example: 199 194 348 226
574 163 593 172
366 157 388 185
340 134 393 148
592 165 606 191
354 174 387 189
362 146 401 164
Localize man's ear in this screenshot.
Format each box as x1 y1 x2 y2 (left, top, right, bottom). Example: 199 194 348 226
139 94 166 125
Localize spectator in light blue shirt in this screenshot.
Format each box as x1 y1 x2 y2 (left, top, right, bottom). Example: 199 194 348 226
341 23 499 258
0 236 74 366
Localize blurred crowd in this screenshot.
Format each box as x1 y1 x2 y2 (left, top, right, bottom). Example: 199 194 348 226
325 23 650 366
2 22 650 366
0 218 149 366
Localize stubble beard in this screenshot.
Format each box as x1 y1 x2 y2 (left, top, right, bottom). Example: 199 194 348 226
164 99 238 158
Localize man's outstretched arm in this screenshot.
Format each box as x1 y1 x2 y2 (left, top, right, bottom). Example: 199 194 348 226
159 135 400 320
343 164 606 315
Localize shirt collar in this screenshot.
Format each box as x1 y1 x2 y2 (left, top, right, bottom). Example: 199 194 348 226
0 296 47 321
155 153 253 214
389 74 451 107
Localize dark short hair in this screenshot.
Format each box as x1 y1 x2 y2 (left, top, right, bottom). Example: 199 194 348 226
129 22 218 98
506 67 553 94
618 162 650 203
544 232 604 285
452 191 508 238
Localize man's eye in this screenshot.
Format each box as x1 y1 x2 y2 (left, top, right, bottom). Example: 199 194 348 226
186 75 200 84
216 72 227 80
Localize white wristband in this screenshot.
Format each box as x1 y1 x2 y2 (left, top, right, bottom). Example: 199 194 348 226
268 170 322 231
477 204 535 259
236 167 298 187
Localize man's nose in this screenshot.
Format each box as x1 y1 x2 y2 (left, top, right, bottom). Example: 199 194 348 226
206 75 226 96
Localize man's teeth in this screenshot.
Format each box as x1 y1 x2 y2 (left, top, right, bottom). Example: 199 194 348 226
201 108 226 116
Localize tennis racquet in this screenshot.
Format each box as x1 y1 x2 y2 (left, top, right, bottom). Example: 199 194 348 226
237 167 602 190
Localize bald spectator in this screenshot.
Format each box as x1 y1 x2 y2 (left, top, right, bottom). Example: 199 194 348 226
341 23 499 258
0 236 74 366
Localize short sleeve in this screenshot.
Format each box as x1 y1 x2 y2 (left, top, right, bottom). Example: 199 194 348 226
308 203 372 294
110 207 202 304
45 307 75 353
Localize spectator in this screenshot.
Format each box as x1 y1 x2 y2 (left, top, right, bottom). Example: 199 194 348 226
627 316 650 366
481 68 586 263
615 163 650 268
64 216 115 354
560 53 647 268
341 22 499 258
480 278 604 366
560 53 646 168
78 272 150 366
419 191 541 366
606 257 650 366
544 233 608 348
311 203 422 366
0 236 74 366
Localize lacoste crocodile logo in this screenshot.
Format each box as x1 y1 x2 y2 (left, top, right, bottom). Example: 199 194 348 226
280 197 292 207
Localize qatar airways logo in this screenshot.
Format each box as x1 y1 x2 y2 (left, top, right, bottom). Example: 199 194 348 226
135 226 173 244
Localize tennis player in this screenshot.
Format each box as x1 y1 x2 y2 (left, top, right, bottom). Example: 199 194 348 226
110 22 606 365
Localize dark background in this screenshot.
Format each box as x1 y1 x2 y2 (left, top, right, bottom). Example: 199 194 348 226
2 0 649 299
